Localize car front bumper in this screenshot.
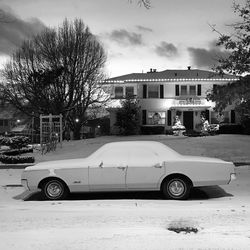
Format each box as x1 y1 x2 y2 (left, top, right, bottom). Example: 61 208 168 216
21 179 30 191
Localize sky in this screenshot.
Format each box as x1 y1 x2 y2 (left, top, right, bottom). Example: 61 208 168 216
0 0 246 78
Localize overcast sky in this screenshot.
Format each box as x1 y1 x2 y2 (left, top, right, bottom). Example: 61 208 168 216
0 0 246 77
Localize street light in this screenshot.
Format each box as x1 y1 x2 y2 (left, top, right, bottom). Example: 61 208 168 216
75 118 79 123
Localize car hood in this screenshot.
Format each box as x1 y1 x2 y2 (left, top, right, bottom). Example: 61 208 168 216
25 158 89 171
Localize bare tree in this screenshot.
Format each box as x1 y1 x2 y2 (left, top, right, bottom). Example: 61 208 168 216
1 18 108 139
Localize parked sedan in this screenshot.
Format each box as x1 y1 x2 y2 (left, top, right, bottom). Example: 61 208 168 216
21 141 236 200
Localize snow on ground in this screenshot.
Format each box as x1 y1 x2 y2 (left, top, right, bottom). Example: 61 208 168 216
32 134 250 163
0 135 250 249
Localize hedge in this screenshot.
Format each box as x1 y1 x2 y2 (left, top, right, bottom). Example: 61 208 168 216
141 126 165 135
2 148 33 156
0 136 30 149
219 124 244 134
0 155 35 164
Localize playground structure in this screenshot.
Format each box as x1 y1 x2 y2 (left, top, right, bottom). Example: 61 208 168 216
40 114 63 154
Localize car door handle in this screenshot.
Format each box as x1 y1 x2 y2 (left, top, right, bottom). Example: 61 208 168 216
117 166 126 170
154 163 162 168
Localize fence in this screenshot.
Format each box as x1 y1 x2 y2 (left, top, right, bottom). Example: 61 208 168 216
40 114 63 154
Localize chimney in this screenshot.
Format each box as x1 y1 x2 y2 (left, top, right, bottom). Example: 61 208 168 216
147 68 157 73
187 66 191 70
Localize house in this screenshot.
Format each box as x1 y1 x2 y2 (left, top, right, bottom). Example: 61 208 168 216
0 102 30 135
104 67 238 134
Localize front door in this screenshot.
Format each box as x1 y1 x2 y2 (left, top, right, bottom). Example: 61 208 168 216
88 148 127 191
183 111 194 130
126 147 164 190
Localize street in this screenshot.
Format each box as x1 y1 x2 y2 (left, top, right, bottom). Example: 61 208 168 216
0 165 250 250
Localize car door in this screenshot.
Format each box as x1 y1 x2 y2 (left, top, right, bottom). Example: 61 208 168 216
88 147 128 191
126 147 165 190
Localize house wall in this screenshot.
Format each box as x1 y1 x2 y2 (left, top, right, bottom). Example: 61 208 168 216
108 79 238 134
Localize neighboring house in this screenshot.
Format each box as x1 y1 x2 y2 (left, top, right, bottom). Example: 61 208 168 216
0 102 29 135
104 67 238 134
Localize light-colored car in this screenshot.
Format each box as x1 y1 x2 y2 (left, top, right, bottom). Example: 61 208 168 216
21 141 236 200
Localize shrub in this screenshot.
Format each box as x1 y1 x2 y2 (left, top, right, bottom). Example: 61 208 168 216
2 148 33 156
219 124 244 134
0 155 35 164
165 129 174 135
0 136 30 149
141 126 165 135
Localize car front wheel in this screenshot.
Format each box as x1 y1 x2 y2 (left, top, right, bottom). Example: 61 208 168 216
42 179 69 200
162 177 191 200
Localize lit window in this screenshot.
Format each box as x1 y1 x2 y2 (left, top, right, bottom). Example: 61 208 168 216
189 85 196 95
114 86 123 98
148 85 159 98
180 85 187 96
148 112 165 125
211 111 229 124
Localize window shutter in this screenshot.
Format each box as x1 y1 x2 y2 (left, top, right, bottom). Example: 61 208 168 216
143 85 147 98
167 110 172 126
197 84 201 96
160 85 164 99
205 110 210 121
175 85 179 96
213 84 217 92
142 110 147 125
231 110 235 123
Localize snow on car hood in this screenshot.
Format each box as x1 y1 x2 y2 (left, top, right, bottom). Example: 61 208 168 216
25 158 89 171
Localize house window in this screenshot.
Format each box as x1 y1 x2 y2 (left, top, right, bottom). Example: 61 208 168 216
148 85 159 98
180 85 188 96
114 86 123 98
0 119 8 127
189 85 196 95
125 86 134 97
211 111 229 124
148 111 165 125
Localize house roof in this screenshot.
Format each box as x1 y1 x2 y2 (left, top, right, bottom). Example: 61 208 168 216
104 69 238 83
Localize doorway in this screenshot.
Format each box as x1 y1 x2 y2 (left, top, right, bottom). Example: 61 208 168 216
183 111 194 130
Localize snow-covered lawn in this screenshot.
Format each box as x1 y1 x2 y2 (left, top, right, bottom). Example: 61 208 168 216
33 134 250 163
0 134 250 249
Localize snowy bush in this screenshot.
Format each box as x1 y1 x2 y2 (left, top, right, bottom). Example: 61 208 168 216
0 155 35 164
0 136 30 149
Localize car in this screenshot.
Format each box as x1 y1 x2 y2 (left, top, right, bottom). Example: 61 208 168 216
21 141 236 200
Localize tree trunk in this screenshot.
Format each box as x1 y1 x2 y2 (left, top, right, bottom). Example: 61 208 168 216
73 127 81 140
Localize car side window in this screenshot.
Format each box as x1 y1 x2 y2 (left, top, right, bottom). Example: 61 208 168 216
128 147 159 166
97 147 128 166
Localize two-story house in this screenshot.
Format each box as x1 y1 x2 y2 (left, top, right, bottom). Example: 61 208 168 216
104 67 238 134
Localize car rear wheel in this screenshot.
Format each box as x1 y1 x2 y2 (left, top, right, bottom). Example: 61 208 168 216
162 177 191 200
42 179 69 200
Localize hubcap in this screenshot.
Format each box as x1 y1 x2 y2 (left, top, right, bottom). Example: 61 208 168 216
46 182 63 198
169 180 185 196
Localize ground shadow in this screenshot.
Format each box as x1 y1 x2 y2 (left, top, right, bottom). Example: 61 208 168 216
16 185 233 201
